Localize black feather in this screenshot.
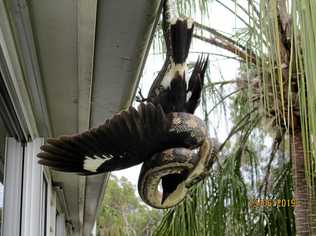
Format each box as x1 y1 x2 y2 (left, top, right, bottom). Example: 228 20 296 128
37 103 176 175
185 55 209 113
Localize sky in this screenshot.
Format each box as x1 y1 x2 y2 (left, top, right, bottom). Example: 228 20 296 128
113 1 245 186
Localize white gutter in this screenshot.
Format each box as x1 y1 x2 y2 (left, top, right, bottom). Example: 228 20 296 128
76 0 98 235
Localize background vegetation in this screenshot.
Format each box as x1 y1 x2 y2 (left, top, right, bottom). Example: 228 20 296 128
97 175 162 236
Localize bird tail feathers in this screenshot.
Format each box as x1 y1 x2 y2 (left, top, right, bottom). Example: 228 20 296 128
170 18 194 64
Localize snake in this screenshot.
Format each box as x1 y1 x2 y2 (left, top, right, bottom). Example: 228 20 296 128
37 103 216 209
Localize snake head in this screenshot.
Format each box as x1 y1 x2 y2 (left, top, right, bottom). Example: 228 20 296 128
184 137 218 188
161 170 189 204
138 137 218 209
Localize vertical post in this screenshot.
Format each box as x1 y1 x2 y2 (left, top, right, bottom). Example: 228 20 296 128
2 138 24 236
21 138 45 236
56 213 66 236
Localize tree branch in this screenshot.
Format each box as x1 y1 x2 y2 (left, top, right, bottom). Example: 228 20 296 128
193 33 258 65
258 128 285 197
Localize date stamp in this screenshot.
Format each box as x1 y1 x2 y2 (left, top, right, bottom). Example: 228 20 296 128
249 199 298 208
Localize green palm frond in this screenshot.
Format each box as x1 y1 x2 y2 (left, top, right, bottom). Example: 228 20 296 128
150 0 316 234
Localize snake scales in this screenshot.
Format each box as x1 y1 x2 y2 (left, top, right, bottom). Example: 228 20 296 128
138 112 216 208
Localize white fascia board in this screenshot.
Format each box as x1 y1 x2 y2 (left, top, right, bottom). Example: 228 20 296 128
77 0 97 132
77 0 98 234
0 0 38 139
120 0 163 110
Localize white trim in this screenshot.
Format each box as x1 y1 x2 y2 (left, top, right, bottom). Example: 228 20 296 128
43 167 55 236
77 1 97 234
5 0 52 137
2 138 24 236
54 184 74 235
21 138 44 236
77 0 97 132
56 212 67 236
0 0 38 138
49 189 57 236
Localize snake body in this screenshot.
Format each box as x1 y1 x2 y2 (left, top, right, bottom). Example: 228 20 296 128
138 112 214 208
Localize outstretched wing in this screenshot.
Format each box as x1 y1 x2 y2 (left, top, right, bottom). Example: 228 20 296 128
37 103 169 175
185 56 209 113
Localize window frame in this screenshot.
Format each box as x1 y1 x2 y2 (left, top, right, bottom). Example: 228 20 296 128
2 138 24 236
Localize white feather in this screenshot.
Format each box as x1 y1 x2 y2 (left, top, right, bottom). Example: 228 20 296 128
187 18 193 29
166 0 178 24
83 155 106 172
186 91 192 101
161 63 188 89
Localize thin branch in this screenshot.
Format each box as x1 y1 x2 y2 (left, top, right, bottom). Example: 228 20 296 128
204 79 243 88
228 0 259 19
194 22 248 51
214 0 251 28
206 89 241 116
247 0 260 17
258 128 285 197
194 22 261 60
218 108 259 151
193 34 257 65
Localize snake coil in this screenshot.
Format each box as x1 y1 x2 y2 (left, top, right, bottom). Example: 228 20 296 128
37 103 216 209
138 112 215 209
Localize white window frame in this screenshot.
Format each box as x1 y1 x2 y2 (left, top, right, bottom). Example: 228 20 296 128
2 138 24 236
55 211 67 236
2 136 61 236
21 138 52 236
43 166 55 236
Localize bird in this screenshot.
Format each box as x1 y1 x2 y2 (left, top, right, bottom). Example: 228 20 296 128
139 0 209 115
137 0 209 204
37 0 212 209
38 103 200 174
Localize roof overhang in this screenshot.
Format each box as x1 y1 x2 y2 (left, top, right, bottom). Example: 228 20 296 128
0 0 162 234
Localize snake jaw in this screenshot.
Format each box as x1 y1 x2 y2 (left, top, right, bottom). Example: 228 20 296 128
161 170 189 204
137 113 215 209
185 138 216 188
138 138 217 209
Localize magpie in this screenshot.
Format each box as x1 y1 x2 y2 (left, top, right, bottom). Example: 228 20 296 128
141 0 209 115
138 0 209 204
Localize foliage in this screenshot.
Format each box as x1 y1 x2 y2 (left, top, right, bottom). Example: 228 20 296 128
154 116 295 236
153 0 316 235
97 175 162 236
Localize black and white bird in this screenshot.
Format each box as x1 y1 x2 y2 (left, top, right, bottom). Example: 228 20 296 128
38 103 187 174
142 0 209 115
138 0 209 203
37 0 210 207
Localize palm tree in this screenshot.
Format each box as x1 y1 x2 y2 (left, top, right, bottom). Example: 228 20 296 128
152 0 316 235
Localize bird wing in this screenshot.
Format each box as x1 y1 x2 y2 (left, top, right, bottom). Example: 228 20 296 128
185 56 209 113
37 103 170 175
